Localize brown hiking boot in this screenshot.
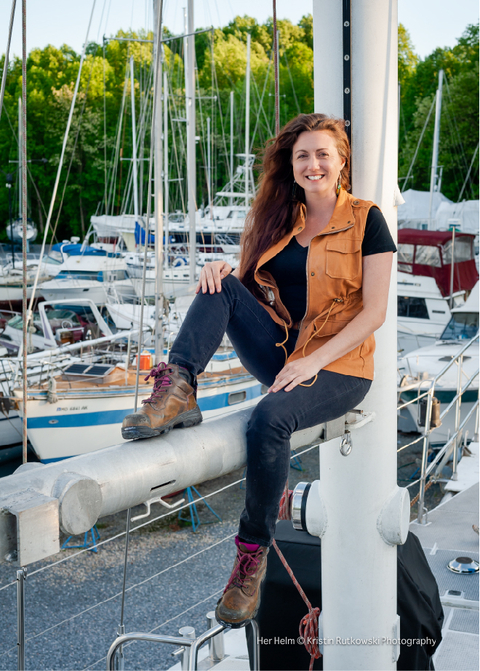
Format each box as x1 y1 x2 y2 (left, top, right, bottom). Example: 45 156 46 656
215 540 269 628
122 362 202 440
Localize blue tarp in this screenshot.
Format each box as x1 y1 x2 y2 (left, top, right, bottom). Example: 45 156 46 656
51 243 122 258
134 222 155 246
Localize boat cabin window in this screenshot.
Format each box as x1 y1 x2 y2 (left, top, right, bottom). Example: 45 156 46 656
414 245 441 267
44 305 102 343
440 312 479 341
442 238 474 264
398 296 429 320
398 244 414 264
44 251 63 265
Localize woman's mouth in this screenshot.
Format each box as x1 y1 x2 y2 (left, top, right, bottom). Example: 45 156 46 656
306 175 324 181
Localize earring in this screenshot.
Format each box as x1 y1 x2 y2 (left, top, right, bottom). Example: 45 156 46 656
336 176 342 196
292 179 297 199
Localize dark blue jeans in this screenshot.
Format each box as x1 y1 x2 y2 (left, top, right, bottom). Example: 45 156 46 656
169 274 371 546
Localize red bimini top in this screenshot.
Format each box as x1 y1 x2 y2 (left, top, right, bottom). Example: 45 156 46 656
398 229 478 297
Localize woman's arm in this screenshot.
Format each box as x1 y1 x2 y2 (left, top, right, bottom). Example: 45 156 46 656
269 251 394 392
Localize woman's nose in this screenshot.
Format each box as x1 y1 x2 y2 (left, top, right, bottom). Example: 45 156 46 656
308 155 321 171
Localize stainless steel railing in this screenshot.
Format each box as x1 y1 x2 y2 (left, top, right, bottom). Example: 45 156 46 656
397 334 479 523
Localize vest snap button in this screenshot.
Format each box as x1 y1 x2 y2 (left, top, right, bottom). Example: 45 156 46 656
331 226 335 229
298 227 302 231
353 200 359 205
311 271 315 277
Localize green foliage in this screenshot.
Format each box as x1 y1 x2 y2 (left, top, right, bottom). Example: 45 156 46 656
0 17 477 244
399 23 479 200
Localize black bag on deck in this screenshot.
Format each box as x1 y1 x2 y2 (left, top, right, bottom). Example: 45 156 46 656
246 521 443 670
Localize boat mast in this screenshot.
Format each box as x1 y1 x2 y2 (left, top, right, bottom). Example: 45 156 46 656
185 0 196 282
313 2 403 668
207 116 212 216
129 57 140 234
163 68 169 270
244 33 251 209
153 0 164 361
428 68 444 229
230 91 234 206
18 97 22 219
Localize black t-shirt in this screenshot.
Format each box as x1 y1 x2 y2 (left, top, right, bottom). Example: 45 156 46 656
263 207 397 323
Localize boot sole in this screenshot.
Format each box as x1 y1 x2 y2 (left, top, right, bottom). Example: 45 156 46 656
214 571 266 629
214 601 261 629
121 407 203 441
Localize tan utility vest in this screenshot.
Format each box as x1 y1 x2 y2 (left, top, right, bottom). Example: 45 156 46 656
254 189 377 380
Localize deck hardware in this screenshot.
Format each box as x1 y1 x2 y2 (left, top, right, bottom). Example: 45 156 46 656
447 556 479 574
131 494 185 522
16 567 26 671
340 432 352 456
206 611 225 662
179 626 195 670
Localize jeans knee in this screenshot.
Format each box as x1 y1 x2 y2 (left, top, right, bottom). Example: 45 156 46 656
247 398 292 441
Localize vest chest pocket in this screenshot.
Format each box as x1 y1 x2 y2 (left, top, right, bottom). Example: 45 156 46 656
325 238 362 280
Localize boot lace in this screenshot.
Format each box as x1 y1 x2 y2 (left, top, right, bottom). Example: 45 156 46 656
224 546 264 594
142 362 173 404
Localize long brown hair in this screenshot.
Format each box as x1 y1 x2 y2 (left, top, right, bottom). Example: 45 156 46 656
239 113 351 300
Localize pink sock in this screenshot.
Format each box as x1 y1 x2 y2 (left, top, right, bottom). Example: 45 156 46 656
236 536 260 552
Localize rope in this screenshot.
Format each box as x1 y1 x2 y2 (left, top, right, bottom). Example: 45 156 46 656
410 479 434 507
272 540 321 670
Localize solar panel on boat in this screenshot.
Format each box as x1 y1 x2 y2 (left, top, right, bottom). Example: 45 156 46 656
63 363 114 377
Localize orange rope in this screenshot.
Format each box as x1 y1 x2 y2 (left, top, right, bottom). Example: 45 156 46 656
272 539 322 670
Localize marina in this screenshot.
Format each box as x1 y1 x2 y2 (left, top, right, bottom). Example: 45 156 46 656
0 0 478 670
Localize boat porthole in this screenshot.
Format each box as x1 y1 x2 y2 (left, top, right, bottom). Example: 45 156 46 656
48 419 59 425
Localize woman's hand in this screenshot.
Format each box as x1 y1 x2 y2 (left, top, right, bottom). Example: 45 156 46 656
195 260 233 294
269 354 323 393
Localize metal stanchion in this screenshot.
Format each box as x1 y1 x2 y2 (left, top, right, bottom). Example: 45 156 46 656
17 567 27 671
179 626 195 671
206 612 225 662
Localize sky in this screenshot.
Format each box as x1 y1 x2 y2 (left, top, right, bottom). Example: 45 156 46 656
0 0 478 61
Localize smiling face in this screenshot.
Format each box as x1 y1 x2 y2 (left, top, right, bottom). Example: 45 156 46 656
292 130 345 199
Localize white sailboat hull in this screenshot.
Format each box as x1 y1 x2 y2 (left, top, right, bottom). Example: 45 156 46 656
22 375 265 462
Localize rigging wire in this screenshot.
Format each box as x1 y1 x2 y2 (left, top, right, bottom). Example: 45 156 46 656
457 142 479 202
250 55 273 149
399 95 436 190
47 47 99 247
0 0 16 122
22 0 98 335
272 0 280 136
283 47 301 115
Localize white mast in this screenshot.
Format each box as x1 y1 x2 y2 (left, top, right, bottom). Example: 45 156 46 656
153 0 164 362
244 33 251 209
129 57 140 233
230 91 234 206
207 116 212 215
18 97 22 218
428 68 444 229
163 68 169 270
185 0 196 282
312 2 406 669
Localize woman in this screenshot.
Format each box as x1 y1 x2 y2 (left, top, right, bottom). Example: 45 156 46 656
122 113 396 628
